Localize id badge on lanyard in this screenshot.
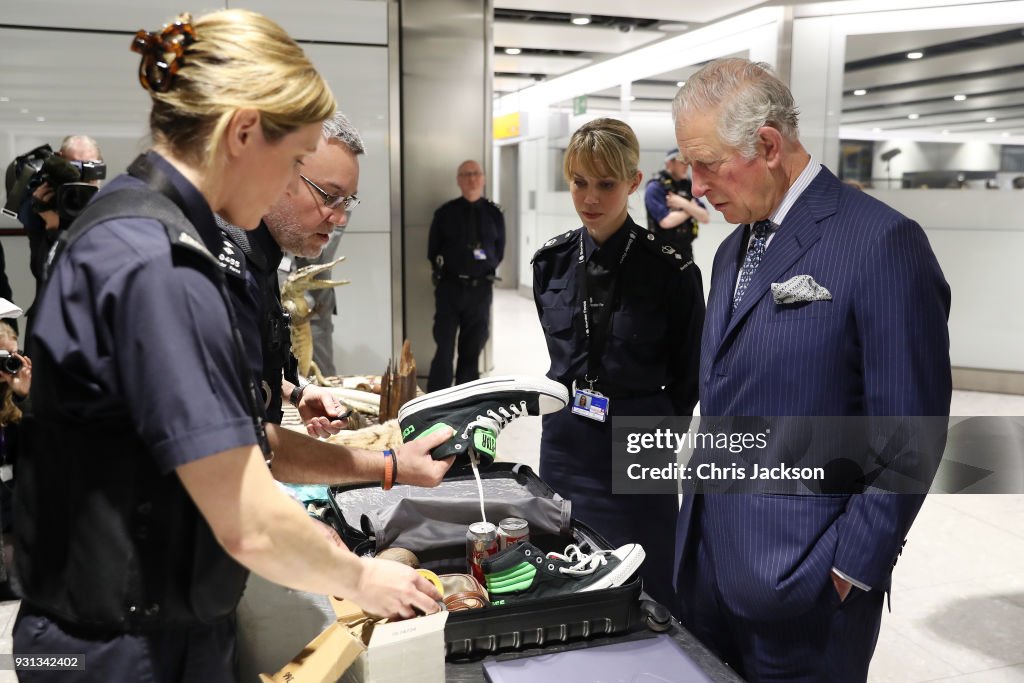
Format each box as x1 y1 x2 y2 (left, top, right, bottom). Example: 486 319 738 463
571 228 635 423
571 381 609 422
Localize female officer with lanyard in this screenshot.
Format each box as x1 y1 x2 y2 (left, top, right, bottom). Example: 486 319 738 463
14 10 440 681
532 118 705 611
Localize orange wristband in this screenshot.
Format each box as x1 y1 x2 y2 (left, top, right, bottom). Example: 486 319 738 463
382 449 395 490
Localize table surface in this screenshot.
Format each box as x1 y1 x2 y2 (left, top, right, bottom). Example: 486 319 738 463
443 613 745 682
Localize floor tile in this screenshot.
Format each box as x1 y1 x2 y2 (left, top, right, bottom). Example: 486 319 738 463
890 496 1024 590
924 663 1024 682
869 623 961 683
882 572 1024 675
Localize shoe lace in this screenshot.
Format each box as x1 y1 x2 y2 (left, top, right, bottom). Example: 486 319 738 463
547 544 610 577
462 400 528 439
463 401 527 527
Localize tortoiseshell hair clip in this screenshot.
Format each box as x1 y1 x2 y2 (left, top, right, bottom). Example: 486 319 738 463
130 13 197 93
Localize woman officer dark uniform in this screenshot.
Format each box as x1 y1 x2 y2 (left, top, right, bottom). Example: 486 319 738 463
532 118 705 611
13 11 439 681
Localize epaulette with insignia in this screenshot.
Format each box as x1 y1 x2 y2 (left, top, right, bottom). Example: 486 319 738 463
531 228 578 264
485 198 504 213
635 227 694 272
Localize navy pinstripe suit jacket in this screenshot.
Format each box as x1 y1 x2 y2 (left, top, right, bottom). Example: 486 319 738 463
674 166 951 622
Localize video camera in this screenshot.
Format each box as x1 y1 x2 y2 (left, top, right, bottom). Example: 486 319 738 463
3 144 106 223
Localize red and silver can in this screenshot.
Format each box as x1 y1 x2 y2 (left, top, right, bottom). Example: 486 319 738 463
466 521 499 584
497 517 530 550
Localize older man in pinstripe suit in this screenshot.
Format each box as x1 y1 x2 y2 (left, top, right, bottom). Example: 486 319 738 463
672 59 951 682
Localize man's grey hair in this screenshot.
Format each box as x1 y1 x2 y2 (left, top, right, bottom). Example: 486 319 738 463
60 135 102 160
672 58 799 160
322 112 365 155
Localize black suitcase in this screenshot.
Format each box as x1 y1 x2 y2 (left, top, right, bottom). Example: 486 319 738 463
326 463 644 658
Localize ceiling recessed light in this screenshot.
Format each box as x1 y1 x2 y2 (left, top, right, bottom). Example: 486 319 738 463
953 94 967 101
872 127 882 132
19 108 29 114
676 81 685 87
941 130 950 134
908 114 919 120
570 14 591 26
853 89 867 96
1002 132 1011 137
0 96 9 102
907 51 924 59
985 117 997 123
35 116 45 122
504 47 521 55
627 96 637 101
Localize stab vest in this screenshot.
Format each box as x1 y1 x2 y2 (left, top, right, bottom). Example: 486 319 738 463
16 160 269 631
220 222 292 424
646 171 698 239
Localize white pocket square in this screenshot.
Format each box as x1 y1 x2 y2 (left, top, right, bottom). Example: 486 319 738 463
772 275 832 305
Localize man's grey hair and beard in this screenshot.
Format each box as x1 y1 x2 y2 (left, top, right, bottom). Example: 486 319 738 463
264 198 317 257
265 112 366 258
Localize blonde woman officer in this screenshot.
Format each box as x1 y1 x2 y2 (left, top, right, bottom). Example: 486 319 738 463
532 118 705 612
13 11 441 680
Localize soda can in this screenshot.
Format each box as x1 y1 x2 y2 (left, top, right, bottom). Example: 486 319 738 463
466 521 499 584
497 517 530 550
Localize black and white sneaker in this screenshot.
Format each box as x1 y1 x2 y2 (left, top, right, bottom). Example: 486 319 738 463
482 541 645 607
398 375 568 464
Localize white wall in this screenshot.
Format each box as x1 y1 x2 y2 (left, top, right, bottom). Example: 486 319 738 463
867 189 1024 372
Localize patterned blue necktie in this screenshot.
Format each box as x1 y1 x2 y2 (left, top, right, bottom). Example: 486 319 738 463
732 220 773 312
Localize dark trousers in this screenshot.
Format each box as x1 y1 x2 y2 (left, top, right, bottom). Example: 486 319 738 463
539 395 679 612
427 280 492 392
13 605 237 683
676 501 884 683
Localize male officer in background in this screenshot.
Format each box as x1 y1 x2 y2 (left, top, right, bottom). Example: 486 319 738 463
426 160 505 392
644 148 708 262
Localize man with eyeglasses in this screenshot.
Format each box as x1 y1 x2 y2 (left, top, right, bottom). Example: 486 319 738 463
215 114 454 495
426 160 505 392
217 113 360 440
287 172 357 382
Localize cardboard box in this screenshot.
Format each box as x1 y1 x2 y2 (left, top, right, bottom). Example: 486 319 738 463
260 597 448 683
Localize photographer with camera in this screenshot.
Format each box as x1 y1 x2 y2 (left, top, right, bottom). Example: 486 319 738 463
0 320 28 601
11 135 105 326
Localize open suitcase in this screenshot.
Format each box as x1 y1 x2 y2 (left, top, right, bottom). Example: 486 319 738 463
326 463 645 658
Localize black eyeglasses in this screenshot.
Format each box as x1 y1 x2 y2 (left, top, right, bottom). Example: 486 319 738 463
300 175 360 211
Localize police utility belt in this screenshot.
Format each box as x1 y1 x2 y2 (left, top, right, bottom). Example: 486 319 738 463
441 273 495 287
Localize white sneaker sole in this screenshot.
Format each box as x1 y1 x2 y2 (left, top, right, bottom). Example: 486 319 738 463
398 375 569 419
580 544 646 592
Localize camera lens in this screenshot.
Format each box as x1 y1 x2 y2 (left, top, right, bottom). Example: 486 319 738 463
57 183 99 220
0 354 22 375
